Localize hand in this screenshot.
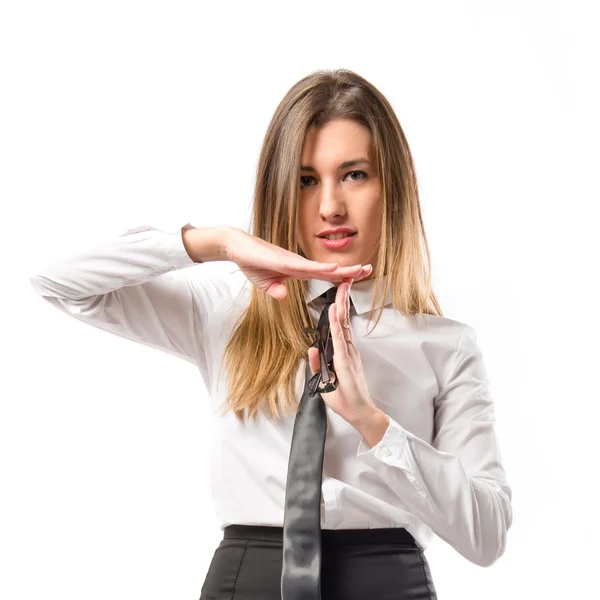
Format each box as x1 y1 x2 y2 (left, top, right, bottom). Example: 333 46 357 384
226 229 373 300
307 278 380 426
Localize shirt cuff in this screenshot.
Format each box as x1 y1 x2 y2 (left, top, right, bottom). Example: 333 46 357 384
356 415 428 499
165 222 197 270
120 221 198 270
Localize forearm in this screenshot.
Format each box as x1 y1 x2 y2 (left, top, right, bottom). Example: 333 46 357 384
182 225 235 263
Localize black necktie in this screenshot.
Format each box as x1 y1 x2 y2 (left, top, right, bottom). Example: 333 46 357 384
281 285 340 600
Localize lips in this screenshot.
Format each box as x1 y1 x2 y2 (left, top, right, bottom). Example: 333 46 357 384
316 227 356 237
317 232 357 239
318 233 356 249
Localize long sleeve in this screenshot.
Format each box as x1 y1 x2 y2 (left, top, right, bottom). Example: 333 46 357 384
29 222 210 368
356 325 513 567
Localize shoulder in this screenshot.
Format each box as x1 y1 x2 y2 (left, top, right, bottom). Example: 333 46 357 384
404 312 478 355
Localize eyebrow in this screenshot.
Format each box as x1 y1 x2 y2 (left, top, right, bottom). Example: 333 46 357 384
300 158 372 172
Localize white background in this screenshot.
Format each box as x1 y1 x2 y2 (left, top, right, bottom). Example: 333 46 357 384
2 1 598 598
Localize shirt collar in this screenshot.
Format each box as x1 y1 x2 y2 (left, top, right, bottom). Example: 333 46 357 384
306 275 393 316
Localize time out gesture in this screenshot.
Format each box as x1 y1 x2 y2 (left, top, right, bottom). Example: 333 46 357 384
202 227 390 445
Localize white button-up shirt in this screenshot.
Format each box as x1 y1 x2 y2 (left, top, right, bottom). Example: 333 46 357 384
29 223 513 568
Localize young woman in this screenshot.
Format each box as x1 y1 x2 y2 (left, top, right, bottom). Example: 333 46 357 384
30 69 512 599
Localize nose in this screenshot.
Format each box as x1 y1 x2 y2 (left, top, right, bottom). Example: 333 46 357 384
318 179 347 220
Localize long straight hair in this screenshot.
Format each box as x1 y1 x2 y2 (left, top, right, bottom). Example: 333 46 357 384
219 69 442 423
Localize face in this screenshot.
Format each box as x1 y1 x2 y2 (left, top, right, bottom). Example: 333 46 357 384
296 118 382 277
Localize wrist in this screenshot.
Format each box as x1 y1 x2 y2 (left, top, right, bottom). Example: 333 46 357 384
223 226 244 261
353 408 390 448
183 226 232 263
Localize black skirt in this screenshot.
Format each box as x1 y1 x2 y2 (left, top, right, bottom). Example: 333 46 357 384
199 524 438 600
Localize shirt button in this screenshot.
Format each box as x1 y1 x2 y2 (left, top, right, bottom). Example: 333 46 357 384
381 447 392 457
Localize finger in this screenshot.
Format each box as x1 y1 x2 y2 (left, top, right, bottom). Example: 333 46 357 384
290 261 363 275
336 265 370 282
317 266 364 282
282 262 366 280
335 280 344 322
344 281 353 344
346 281 350 316
307 346 320 375
336 279 349 330
353 265 372 280
333 281 356 360
329 303 350 361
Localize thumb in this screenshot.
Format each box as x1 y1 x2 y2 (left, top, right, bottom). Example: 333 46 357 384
307 346 320 375
266 282 287 299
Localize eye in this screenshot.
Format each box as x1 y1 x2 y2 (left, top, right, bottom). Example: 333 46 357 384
347 170 367 182
300 175 314 188
299 170 368 188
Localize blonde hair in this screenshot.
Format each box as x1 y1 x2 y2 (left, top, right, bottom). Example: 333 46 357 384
219 68 442 423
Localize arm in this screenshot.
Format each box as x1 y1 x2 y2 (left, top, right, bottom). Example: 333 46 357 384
29 223 234 367
356 326 513 567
